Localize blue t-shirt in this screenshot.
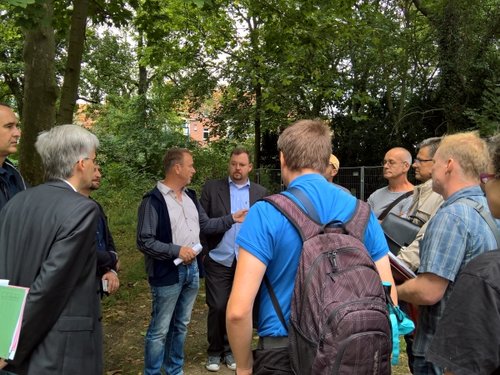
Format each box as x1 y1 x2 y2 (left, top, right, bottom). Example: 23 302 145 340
236 173 389 337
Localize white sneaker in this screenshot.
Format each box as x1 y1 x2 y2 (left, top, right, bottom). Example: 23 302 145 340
206 356 221 372
224 353 237 371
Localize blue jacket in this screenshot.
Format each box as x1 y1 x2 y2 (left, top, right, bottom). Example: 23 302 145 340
0 158 27 211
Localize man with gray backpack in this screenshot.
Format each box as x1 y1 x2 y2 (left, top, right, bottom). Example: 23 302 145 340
227 119 397 374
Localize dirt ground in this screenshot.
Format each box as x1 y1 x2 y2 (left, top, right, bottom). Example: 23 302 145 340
102 277 410 375
102 279 235 375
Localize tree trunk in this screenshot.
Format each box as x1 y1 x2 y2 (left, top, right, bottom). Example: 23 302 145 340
412 0 468 133
437 0 466 132
254 82 262 171
19 0 57 185
138 32 148 97
57 0 89 125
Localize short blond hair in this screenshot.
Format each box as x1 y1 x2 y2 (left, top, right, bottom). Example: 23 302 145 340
437 131 489 179
277 119 331 172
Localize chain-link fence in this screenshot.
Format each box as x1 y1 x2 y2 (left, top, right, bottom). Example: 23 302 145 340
255 167 416 200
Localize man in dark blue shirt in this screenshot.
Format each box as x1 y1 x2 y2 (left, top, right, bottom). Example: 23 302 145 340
0 103 26 211
81 165 120 295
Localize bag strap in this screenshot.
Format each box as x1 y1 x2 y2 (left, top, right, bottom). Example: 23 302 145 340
343 200 371 242
377 190 413 221
459 198 500 248
286 186 321 222
263 275 288 332
263 192 323 242
261 188 326 333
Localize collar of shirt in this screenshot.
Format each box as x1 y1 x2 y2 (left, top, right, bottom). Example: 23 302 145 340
288 172 325 188
60 179 78 192
156 180 186 197
228 176 250 189
443 185 484 207
0 159 14 176
415 179 433 195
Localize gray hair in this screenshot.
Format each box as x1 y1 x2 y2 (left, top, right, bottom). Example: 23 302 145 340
417 137 442 158
35 124 99 180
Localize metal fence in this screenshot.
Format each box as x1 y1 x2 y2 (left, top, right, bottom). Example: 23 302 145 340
255 167 416 201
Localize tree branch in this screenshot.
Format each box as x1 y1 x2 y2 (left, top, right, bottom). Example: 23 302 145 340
411 0 431 18
77 96 100 104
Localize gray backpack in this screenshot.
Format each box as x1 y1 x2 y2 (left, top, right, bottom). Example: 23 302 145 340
263 188 392 374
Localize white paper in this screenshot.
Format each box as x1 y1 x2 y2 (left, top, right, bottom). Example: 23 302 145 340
174 243 203 266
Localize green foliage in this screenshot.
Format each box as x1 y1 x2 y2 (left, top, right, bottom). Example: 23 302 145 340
92 95 189 183
80 30 137 103
466 79 500 136
0 5 24 108
3 0 36 8
1 0 499 171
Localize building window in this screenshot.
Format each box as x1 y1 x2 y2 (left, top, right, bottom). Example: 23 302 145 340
182 121 190 137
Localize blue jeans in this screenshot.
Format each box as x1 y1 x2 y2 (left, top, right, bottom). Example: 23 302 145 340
144 263 199 375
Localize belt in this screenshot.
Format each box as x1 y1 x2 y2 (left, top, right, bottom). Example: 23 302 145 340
257 336 288 350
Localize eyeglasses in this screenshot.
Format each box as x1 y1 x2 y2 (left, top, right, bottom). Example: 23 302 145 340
381 160 405 167
479 173 496 184
77 156 97 166
414 158 433 164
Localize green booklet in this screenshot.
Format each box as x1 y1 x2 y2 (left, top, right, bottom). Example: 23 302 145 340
0 284 29 360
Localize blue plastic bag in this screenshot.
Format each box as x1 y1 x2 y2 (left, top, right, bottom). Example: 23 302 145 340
383 282 415 365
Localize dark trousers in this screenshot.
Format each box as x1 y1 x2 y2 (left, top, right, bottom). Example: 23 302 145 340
204 255 236 357
253 338 292 375
400 301 415 373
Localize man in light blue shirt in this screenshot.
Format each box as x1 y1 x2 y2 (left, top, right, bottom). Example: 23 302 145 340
397 132 500 375
200 147 267 372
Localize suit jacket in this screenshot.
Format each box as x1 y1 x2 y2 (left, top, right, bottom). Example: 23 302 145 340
200 178 268 252
0 181 102 375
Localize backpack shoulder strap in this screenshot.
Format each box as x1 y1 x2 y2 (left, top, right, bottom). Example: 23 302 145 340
378 190 413 221
263 192 323 241
261 191 325 333
286 186 321 223
344 199 371 242
460 198 500 248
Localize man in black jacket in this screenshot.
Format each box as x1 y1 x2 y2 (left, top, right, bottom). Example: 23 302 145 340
200 147 267 372
0 103 26 211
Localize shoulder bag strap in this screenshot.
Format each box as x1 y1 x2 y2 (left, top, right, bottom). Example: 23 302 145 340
460 198 500 248
377 190 413 221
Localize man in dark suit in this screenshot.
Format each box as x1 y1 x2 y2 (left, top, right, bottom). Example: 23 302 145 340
200 147 267 372
0 124 102 375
